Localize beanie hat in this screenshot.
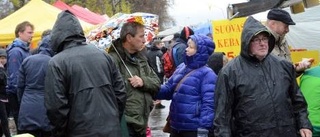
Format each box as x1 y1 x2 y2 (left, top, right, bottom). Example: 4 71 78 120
0 49 7 57
180 26 194 43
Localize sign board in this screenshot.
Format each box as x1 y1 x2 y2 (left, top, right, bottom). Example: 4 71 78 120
213 17 246 59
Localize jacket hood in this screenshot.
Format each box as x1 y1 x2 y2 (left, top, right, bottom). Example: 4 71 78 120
240 16 275 61
7 38 29 52
185 34 215 69
207 52 224 75
50 10 86 53
38 35 54 57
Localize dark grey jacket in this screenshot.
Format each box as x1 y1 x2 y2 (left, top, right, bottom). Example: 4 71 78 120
214 16 312 137
45 10 126 137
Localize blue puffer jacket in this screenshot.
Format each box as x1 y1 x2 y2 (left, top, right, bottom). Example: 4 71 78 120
157 34 217 131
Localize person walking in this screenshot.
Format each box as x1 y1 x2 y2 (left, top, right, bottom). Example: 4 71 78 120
44 10 126 137
146 40 166 109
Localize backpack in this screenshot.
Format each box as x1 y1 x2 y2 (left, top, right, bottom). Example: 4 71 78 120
162 49 176 78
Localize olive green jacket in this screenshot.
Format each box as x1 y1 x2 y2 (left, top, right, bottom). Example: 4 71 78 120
109 39 160 135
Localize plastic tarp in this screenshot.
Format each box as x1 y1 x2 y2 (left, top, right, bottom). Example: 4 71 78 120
54 0 106 25
193 22 212 35
0 0 94 47
285 6 320 51
157 26 183 37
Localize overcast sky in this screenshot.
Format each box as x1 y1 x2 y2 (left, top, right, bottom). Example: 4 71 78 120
169 0 268 26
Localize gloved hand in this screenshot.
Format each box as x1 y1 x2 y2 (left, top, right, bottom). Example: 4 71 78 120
197 128 209 137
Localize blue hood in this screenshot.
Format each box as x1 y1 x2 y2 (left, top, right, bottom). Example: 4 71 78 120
185 34 215 69
38 35 54 57
7 38 29 52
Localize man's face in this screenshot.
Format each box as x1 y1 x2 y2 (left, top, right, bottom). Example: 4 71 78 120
273 21 289 36
0 56 7 66
249 33 269 61
128 27 146 53
19 26 34 43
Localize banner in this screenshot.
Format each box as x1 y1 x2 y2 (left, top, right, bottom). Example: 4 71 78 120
213 17 246 59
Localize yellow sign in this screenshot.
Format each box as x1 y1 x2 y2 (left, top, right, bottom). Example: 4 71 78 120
291 50 319 67
213 17 246 59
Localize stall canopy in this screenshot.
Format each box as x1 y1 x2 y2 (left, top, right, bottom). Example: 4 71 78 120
54 0 106 25
71 5 108 22
0 0 94 47
286 5 320 51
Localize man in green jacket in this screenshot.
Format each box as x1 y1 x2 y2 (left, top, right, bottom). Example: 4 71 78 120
109 21 161 137
300 64 320 137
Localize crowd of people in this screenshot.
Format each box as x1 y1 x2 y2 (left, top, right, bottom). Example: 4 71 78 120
0 8 318 137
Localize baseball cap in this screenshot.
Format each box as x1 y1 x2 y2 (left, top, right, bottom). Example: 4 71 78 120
267 8 296 25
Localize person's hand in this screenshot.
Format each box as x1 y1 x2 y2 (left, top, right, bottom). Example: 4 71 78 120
197 128 209 137
128 75 144 88
295 58 313 72
0 63 3 68
300 128 312 137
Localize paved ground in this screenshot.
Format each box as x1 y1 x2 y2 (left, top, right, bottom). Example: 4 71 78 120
8 100 171 137
148 100 171 137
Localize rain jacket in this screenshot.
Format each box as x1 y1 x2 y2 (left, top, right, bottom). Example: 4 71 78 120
6 38 31 94
109 39 160 135
300 65 320 136
156 34 216 131
17 35 53 131
214 16 312 137
44 11 126 137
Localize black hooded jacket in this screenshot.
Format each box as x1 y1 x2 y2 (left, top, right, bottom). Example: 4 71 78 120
214 17 312 137
45 11 126 137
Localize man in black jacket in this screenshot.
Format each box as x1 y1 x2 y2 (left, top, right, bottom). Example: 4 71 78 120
44 10 126 137
214 16 312 137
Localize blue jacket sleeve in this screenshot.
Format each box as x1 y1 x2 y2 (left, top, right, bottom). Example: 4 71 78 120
156 76 175 100
17 60 27 103
7 49 24 94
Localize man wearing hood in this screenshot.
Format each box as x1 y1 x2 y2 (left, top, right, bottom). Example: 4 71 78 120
156 34 216 137
44 11 126 137
6 21 34 130
17 35 53 137
108 21 160 137
214 16 312 137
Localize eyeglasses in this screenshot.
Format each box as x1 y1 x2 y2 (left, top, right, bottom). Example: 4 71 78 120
251 37 269 44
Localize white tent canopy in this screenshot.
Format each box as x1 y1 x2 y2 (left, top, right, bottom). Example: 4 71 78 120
285 6 320 51
158 26 183 37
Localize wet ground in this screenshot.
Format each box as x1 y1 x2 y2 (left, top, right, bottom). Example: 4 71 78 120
148 100 171 137
8 100 171 137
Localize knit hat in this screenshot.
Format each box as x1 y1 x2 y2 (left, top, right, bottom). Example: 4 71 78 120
180 26 194 43
0 49 7 57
